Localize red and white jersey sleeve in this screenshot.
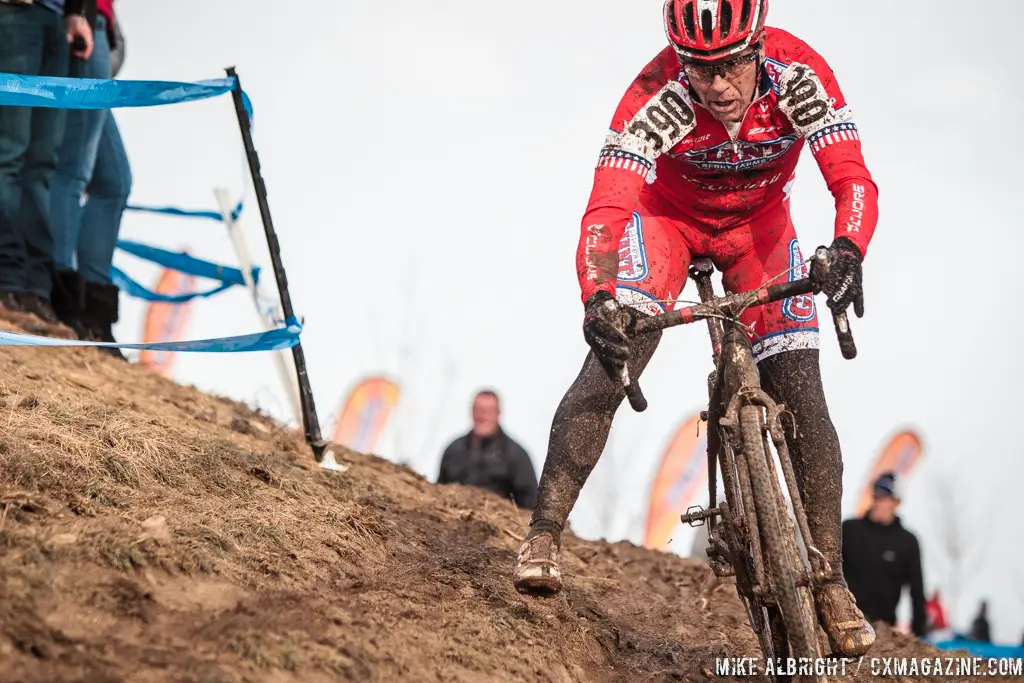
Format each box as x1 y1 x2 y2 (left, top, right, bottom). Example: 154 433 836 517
576 49 694 304
575 30 879 305
771 41 878 256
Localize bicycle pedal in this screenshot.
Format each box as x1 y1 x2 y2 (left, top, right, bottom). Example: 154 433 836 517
681 504 719 527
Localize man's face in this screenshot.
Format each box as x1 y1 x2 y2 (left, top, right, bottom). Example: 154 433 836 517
471 394 500 438
683 46 761 123
868 495 899 524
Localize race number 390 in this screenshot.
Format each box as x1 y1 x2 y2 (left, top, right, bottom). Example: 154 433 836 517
780 65 829 128
628 86 696 156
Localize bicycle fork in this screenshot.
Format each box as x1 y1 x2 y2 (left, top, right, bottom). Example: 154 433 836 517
685 264 835 592
721 384 833 589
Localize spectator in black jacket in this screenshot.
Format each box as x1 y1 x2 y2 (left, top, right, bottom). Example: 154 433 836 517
438 390 537 509
842 472 927 636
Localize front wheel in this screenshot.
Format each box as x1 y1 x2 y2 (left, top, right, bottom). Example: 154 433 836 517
739 404 821 680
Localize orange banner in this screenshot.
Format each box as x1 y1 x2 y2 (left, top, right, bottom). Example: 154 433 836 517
138 268 197 377
643 414 708 551
854 429 924 517
332 376 400 454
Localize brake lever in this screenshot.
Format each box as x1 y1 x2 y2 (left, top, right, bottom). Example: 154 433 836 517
621 365 648 412
813 247 858 360
832 310 857 359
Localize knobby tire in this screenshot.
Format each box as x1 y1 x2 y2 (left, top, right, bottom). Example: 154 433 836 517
738 404 820 678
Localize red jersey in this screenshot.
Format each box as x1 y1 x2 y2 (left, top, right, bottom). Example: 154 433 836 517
577 27 878 303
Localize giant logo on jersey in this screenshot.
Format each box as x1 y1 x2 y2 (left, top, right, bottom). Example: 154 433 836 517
674 135 799 171
783 239 815 322
617 212 649 282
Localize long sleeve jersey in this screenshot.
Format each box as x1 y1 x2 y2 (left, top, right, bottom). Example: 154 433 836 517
577 27 878 303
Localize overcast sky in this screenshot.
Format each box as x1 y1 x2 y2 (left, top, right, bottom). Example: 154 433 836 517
109 0 1023 642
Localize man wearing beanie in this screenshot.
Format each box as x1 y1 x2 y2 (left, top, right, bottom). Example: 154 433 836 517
842 472 927 636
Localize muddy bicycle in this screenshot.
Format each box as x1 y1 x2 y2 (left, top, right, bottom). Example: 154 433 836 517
621 248 857 682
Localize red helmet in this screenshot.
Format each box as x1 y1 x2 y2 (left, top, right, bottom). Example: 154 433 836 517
663 0 768 63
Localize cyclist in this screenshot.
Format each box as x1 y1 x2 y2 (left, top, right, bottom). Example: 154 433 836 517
513 0 877 658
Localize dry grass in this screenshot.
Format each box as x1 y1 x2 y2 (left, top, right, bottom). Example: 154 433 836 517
0 320 989 683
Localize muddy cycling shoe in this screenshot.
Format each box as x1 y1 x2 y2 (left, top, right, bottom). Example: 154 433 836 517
815 582 876 657
513 527 562 594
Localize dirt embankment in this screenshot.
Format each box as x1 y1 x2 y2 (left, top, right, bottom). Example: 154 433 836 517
0 326 1005 682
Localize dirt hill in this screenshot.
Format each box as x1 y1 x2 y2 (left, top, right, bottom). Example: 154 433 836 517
0 325 1005 683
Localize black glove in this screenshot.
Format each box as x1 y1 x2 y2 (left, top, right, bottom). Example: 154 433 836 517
811 236 864 318
583 291 638 380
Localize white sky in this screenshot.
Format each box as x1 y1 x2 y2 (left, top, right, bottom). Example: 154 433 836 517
109 0 1023 642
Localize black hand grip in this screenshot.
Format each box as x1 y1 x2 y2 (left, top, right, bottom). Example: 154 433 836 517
625 380 648 412
71 36 86 52
832 310 857 359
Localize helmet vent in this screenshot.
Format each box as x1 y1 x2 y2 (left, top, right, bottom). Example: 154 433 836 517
700 8 714 43
682 2 697 41
739 0 752 30
720 0 732 39
667 4 682 39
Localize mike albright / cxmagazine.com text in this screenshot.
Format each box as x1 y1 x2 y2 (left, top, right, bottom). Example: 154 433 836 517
714 655 1024 678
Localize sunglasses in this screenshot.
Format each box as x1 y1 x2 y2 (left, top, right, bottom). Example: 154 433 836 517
682 51 760 83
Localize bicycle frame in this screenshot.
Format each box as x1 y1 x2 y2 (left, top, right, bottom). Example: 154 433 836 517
629 251 855 675
693 261 824 671
688 262 832 585
632 250 849 577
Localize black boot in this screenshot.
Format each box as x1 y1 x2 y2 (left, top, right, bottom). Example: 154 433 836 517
50 269 90 339
83 282 127 361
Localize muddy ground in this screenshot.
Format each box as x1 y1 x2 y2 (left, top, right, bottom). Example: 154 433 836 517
0 327 1008 682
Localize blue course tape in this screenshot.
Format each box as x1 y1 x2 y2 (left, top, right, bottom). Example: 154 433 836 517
120 83 252 224
116 240 259 285
0 318 301 352
0 73 282 348
111 266 235 303
125 200 244 223
111 240 259 303
0 74 237 109
5 72 254 228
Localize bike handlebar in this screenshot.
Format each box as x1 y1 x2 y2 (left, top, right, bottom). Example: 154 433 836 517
633 277 817 335
622 248 857 412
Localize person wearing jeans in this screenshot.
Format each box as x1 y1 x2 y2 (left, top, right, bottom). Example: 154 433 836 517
50 0 131 358
0 0 95 337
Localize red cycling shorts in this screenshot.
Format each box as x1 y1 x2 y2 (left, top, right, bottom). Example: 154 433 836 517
613 190 818 363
